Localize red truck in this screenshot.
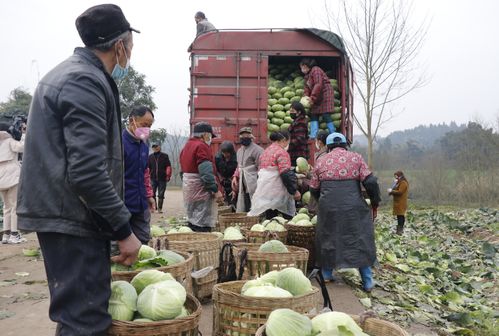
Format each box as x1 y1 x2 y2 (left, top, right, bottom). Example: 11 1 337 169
189 28 354 158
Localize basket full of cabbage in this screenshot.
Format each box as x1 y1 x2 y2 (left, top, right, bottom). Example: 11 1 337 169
107 272 202 336
111 245 194 293
213 267 319 336
285 211 317 269
233 242 309 280
217 212 260 232
244 216 288 244
255 308 409 336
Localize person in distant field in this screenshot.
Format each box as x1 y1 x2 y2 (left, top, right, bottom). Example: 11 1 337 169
248 131 300 219
310 132 380 292
232 127 264 212
0 122 26 244
195 11 216 37
215 141 238 207
314 130 329 162
17 4 142 334
179 122 223 232
300 58 336 139
287 101 309 166
123 106 156 244
388 171 409 235
148 144 172 213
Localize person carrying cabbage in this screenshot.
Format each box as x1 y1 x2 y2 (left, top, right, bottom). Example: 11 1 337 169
299 58 336 139
248 131 301 219
309 133 381 291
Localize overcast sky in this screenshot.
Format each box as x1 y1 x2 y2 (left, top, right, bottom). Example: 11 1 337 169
1 0 498 137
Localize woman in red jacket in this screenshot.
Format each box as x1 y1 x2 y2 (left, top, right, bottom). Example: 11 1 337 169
300 58 336 139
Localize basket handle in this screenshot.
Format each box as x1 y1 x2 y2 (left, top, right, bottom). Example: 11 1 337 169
308 267 333 310
237 248 248 280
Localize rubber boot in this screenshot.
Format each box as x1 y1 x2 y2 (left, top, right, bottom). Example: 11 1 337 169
326 121 336 134
359 266 374 292
309 120 319 139
396 224 404 235
158 199 164 213
322 268 336 282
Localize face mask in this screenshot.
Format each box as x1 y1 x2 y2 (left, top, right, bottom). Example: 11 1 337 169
290 113 297 119
204 134 212 146
315 142 321 150
241 137 252 146
284 145 289 151
132 119 150 141
394 178 398 183
111 42 130 81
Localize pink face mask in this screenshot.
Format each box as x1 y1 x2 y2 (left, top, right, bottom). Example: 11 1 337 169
134 127 150 141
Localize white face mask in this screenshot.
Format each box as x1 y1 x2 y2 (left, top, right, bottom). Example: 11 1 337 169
315 142 321 150
394 178 398 183
204 134 212 146
284 145 289 151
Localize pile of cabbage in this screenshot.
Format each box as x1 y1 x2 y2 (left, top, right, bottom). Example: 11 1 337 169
288 210 317 227
223 226 245 241
258 240 288 253
241 267 313 298
166 226 193 234
251 216 287 233
267 63 342 136
108 270 191 322
266 309 369 336
111 245 185 271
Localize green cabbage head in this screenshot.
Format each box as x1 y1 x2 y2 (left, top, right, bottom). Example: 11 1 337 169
275 267 312 296
311 312 369 336
266 308 313 336
137 280 186 320
108 281 137 321
131 270 174 294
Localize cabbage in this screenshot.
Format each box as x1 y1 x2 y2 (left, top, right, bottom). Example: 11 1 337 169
258 240 288 253
177 226 193 233
266 309 313 336
157 250 185 265
265 221 286 232
311 215 317 225
131 270 174 294
250 224 266 232
108 281 137 321
176 306 189 318
311 312 368 336
272 216 287 225
261 220 271 226
295 219 313 227
300 96 311 108
151 225 166 237
133 318 154 322
259 270 280 285
275 267 313 296
243 285 293 298
298 207 309 215
137 280 186 320
291 213 310 222
212 231 224 239
241 279 271 294
296 157 310 173
138 245 157 260
224 227 244 240
365 198 371 206
302 191 311 205
167 228 178 234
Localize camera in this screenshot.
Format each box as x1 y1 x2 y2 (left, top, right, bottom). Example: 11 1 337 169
8 115 27 141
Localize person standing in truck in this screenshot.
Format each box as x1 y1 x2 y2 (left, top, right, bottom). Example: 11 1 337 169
300 58 336 139
180 122 223 232
310 132 381 291
248 131 301 219
148 144 172 213
287 101 309 166
195 11 216 37
215 141 238 207
232 127 264 212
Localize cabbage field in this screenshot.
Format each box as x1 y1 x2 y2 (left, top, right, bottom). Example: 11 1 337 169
339 208 498 335
266 63 342 136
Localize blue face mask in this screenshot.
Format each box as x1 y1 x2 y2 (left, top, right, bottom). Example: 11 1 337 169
111 43 130 81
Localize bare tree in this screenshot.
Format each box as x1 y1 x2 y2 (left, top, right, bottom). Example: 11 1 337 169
323 0 429 167
162 126 189 186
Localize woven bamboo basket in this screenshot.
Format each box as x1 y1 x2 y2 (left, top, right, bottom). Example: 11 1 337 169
212 281 319 336
233 243 309 280
218 205 233 215
148 233 221 300
217 212 260 232
255 314 409 336
108 294 202 336
284 224 316 268
243 229 288 244
112 250 194 294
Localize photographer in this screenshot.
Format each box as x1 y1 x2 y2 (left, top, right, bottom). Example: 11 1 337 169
0 121 26 244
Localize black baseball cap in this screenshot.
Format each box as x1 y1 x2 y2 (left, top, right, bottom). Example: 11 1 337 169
76 4 140 47
193 122 216 138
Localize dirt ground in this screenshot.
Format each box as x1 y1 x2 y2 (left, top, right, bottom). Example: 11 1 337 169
0 188 433 335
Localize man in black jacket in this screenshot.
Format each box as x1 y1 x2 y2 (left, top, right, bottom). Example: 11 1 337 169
17 5 141 335
148 144 172 213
